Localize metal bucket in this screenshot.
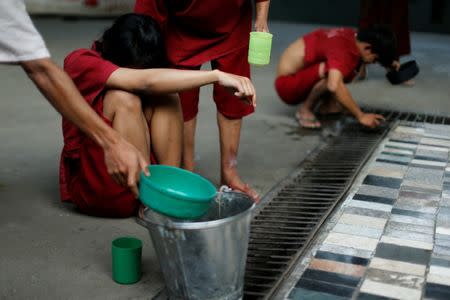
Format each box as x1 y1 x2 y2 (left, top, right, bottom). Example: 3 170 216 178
137 191 255 300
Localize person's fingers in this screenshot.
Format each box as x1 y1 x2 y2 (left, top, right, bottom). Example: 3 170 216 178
127 170 139 198
139 156 150 177
251 93 257 107
375 114 385 120
244 78 254 98
373 118 380 127
112 173 126 187
246 79 257 107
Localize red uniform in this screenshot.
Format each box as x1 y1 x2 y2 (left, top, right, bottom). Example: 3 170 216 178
60 48 155 218
134 0 267 121
275 28 361 105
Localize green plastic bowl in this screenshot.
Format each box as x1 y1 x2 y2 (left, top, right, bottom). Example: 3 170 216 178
139 165 217 219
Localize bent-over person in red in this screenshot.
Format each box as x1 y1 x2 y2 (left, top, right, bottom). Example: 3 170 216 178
135 0 271 202
275 26 397 129
60 14 257 217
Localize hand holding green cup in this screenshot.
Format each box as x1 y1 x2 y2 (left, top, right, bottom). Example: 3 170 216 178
248 31 273 66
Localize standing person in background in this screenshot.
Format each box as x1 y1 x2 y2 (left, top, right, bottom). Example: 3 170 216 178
135 0 271 203
0 0 148 197
359 0 412 80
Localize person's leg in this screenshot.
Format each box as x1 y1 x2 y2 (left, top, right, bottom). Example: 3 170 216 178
296 77 328 128
182 117 197 171
211 48 259 202
69 90 151 218
142 93 183 167
275 62 326 127
103 90 151 160
175 65 202 171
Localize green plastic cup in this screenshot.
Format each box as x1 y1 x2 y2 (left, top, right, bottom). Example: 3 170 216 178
248 31 273 66
111 237 142 284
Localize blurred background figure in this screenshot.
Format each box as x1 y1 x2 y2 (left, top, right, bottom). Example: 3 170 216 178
359 0 411 60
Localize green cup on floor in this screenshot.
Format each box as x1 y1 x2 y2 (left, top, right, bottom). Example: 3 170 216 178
248 31 273 66
112 237 142 284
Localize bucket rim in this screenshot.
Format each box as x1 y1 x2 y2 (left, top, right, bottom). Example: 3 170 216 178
137 193 255 230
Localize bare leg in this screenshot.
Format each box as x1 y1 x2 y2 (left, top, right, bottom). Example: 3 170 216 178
182 117 197 171
217 112 260 202
103 90 150 160
297 77 329 128
143 93 183 167
318 96 344 115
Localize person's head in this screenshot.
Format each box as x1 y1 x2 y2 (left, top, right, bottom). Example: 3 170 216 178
356 25 397 67
97 13 167 68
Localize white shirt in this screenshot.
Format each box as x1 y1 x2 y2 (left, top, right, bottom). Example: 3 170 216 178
0 0 50 63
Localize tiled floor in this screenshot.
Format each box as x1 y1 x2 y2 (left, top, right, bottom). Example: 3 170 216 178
287 123 450 300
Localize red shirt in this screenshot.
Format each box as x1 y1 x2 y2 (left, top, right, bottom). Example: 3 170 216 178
60 48 119 201
304 28 361 82
134 0 268 67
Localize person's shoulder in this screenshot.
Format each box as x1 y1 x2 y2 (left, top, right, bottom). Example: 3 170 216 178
64 49 103 70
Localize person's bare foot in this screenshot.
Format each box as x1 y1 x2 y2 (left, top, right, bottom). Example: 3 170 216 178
403 79 415 86
221 169 260 203
296 107 321 128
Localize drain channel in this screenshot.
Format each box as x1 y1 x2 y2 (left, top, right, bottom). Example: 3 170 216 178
243 122 388 299
243 110 450 299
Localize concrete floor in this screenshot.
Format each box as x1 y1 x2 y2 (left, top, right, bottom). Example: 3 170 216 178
0 18 449 299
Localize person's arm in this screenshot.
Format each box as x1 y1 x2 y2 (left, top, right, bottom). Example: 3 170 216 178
254 0 270 32
328 69 384 128
107 68 257 107
20 58 148 196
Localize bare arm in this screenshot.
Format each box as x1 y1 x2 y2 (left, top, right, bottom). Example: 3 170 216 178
107 68 257 106
20 58 148 196
255 0 270 32
328 69 384 128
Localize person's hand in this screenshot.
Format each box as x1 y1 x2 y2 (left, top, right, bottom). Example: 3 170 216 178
103 136 149 197
215 70 257 107
358 113 385 128
254 19 269 32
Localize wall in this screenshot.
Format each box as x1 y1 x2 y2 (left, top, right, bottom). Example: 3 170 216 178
269 0 450 34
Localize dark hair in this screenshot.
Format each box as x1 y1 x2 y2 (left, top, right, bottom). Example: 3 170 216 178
98 13 168 68
357 24 397 67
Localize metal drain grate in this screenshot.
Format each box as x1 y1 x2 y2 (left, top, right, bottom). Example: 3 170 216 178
242 110 450 299
363 108 450 125
243 122 388 299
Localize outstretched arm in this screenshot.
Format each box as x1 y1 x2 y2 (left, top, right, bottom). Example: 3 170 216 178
254 0 270 32
328 69 384 128
107 68 257 107
20 58 148 196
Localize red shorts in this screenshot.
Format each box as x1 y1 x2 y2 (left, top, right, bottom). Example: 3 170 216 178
176 47 255 121
275 63 322 105
63 101 156 218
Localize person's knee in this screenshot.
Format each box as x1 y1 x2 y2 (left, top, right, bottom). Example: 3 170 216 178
105 90 142 114
326 77 341 93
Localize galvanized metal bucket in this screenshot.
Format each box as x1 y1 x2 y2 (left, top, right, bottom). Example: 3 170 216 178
137 191 255 300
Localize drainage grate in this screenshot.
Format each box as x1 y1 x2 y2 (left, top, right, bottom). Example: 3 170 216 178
243 122 388 299
243 110 450 299
362 107 450 125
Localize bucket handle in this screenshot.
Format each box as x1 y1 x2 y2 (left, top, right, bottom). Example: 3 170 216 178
135 206 150 228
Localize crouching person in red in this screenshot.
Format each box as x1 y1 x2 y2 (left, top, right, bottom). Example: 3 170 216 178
275 25 397 129
60 14 256 217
